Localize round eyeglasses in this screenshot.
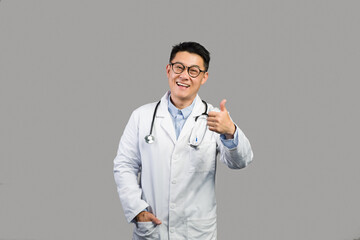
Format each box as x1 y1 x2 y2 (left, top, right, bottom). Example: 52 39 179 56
170 62 206 78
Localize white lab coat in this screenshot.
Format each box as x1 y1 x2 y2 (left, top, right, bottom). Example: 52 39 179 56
114 91 253 240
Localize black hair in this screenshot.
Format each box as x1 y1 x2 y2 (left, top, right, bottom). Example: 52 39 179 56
169 42 210 71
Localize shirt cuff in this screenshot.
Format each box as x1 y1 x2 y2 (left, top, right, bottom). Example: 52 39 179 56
220 126 239 149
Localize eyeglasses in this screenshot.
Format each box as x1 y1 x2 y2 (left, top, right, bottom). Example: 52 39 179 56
170 62 206 78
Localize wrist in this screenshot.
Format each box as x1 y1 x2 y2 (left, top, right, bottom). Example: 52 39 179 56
225 124 236 139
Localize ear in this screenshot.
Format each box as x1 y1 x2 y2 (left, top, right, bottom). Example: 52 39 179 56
166 64 171 78
200 72 208 85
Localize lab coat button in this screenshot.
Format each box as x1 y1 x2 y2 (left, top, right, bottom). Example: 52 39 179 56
170 203 176 209
170 228 175 233
172 179 177 184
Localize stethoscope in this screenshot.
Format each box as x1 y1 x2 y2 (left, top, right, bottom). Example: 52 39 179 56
144 100 209 147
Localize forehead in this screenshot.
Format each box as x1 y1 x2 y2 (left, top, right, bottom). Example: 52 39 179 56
172 51 205 68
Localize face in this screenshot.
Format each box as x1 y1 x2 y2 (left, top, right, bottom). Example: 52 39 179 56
166 51 208 108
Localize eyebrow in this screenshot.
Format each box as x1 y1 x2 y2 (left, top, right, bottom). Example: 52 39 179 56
173 62 201 68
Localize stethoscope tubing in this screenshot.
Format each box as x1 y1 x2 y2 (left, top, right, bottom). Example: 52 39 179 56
149 101 161 136
145 100 208 144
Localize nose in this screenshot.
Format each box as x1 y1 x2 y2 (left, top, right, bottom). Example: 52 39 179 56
179 67 190 80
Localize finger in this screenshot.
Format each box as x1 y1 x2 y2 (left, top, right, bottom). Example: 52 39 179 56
207 121 216 127
207 111 220 117
220 99 227 112
207 116 218 122
207 119 220 126
149 214 162 225
208 122 219 128
208 126 219 133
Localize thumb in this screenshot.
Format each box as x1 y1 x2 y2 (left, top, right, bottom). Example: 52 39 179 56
149 214 162 225
220 99 227 112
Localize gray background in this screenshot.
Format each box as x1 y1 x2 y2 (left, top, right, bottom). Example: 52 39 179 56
1 0 359 239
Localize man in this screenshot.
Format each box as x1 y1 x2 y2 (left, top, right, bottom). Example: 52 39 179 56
114 42 253 239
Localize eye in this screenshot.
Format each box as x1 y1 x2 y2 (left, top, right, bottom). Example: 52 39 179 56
174 64 184 69
189 67 200 75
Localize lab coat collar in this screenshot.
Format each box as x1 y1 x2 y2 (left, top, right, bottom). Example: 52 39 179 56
157 91 206 145
157 91 204 117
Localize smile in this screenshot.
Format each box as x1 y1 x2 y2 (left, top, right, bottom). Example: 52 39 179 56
176 82 190 88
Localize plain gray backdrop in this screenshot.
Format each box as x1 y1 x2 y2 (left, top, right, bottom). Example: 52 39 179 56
1 1 359 239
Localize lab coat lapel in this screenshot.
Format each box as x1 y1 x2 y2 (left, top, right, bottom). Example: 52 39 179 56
157 92 176 145
177 95 204 144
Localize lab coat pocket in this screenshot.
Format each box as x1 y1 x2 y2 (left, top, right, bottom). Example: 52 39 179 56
189 141 216 172
133 222 159 240
187 216 217 240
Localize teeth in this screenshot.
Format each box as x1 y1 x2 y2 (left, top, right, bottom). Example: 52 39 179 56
177 82 190 87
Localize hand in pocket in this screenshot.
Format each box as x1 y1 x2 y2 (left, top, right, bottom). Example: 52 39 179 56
136 211 162 225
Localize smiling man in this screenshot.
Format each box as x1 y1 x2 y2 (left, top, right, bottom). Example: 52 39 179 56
114 42 253 240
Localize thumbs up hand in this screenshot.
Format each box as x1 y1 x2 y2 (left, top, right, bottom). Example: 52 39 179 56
207 99 236 139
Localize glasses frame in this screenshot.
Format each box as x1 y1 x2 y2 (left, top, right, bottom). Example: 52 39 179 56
170 62 206 78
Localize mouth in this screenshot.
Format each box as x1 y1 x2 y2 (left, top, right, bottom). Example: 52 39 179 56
176 82 190 88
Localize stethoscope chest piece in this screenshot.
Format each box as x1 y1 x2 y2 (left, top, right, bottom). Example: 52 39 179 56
145 100 161 144
145 135 155 144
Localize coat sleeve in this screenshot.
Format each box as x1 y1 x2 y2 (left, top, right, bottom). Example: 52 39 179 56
113 110 149 223
217 124 254 169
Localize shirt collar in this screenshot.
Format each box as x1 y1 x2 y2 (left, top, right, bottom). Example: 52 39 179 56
168 94 196 119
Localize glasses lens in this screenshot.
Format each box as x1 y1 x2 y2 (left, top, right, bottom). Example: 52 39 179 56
172 63 184 74
188 67 200 77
